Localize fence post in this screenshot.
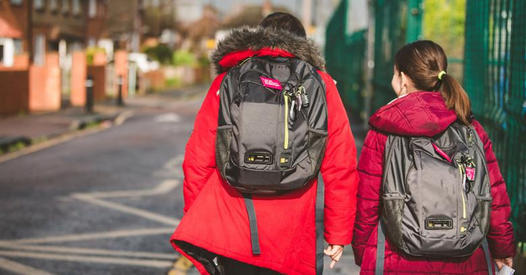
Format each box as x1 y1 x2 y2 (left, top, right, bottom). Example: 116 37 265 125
85 75 94 113
117 75 124 106
406 0 423 43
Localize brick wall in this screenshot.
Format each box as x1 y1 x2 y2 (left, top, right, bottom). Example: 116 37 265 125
87 65 106 102
142 70 165 92
0 69 30 115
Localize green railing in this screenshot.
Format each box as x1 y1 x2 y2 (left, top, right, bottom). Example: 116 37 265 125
371 0 423 112
325 0 422 116
325 0 366 116
464 0 526 243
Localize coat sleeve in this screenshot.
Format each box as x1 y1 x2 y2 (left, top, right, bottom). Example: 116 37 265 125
182 73 226 213
317 71 360 245
351 129 387 266
472 120 516 258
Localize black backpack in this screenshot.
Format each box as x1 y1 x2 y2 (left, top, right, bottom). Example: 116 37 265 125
215 56 328 274
375 122 494 274
216 56 328 194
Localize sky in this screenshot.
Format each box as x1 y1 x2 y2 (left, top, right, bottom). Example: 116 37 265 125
205 0 301 16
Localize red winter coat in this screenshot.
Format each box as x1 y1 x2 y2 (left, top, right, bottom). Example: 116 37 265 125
170 27 359 275
352 91 515 274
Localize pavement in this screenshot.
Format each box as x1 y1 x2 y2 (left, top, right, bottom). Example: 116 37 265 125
0 84 210 156
0 84 364 275
0 105 125 154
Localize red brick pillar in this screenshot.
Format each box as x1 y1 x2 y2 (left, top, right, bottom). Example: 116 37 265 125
70 51 87 106
114 50 128 99
29 53 61 112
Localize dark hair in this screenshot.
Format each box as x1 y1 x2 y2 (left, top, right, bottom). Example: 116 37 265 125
394 40 472 125
259 12 306 38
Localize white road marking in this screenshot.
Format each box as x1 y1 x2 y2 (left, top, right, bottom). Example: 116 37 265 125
78 179 180 199
0 154 184 272
0 257 54 275
72 194 180 226
0 250 173 268
0 243 175 260
3 228 174 244
154 113 181 123
114 110 134 126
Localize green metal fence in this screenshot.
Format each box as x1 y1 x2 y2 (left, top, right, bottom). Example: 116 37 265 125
325 0 423 116
371 0 423 112
325 0 366 116
464 0 526 243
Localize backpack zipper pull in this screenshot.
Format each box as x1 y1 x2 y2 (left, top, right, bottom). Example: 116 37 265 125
290 99 296 121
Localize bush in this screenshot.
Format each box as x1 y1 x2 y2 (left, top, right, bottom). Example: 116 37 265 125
86 47 106 65
197 55 210 67
165 77 181 88
144 44 173 65
172 50 197 67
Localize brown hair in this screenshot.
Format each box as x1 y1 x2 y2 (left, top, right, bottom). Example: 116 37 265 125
394 40 472 125
259 12 307 38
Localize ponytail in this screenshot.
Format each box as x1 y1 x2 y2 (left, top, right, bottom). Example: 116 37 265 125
439 74 472 125
394 40 473 125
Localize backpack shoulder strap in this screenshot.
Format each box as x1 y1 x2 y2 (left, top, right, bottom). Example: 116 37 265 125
375 221 386 275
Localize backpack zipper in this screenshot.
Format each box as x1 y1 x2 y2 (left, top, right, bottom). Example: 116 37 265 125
283 93 289 150
458 164 467 232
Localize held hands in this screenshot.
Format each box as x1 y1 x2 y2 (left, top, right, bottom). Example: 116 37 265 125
324 244 344 269
494 257 513 270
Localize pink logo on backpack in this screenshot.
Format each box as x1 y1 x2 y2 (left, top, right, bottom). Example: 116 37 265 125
260 76 282 90
466 167 475 181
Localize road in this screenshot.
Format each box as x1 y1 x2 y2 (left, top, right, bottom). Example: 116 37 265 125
0 87 361 275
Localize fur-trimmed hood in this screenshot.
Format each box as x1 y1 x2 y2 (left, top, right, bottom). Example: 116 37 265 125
212 27 325 74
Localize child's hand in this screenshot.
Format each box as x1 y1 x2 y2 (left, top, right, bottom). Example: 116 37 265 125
324 244 344 269
494 257 513 270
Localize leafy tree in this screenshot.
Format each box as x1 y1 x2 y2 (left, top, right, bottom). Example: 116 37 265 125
144 44 173 64
423 0 466 79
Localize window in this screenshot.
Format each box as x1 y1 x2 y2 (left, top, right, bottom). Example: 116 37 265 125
13 39 23 55
34 0 44 10
49 0 58 12
0 38 15 67
34 34 45 66
61 0 69 14
10 0 23 5
0 44 4 65
72 0 80 15
88 0 96 18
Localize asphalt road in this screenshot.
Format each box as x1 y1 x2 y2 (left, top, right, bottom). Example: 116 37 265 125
0 87 361 275
0 89 205 275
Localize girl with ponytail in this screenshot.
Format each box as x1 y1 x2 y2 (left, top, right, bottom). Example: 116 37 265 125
352 40 515 274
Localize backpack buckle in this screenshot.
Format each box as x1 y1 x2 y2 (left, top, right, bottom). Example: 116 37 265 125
245 151 273 165
279 151 292 168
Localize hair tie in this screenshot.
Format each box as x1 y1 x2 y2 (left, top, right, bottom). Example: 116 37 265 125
438 71 447 80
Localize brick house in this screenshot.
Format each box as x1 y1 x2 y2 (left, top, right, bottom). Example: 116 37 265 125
0 0 109 115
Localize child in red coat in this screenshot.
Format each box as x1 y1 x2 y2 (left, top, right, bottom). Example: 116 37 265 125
352 40 515 274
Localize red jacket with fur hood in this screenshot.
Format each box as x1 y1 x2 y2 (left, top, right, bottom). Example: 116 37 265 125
352 91 515 274
170 27 359 274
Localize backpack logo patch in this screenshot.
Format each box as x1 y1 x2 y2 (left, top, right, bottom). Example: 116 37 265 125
465 167 475 181
260 76 282 90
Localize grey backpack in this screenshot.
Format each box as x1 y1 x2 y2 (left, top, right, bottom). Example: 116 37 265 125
215 56 328 274
378 122 492 260
216 56 328 194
